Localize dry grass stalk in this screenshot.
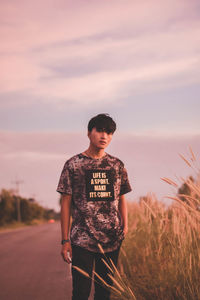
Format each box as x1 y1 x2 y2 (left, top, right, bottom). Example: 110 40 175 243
93 270 110 287
101 258 114 274
128 286 137 299
73 265 123 297
93 271 123 296
108 257 131 294
177 193 200 205
165 196 200 223
185 179 200 196
97 243 105 254
73 256 137 298
189 146 196 161
120 247 128 258
107 273 125 292
95 244 137 298
179 153 192 167
72 266 90 278
100 252 136 298
141 199 156 218
109 258 122 279
161 177 178 187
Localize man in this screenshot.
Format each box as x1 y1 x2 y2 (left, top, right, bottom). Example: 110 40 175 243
57 113 132 300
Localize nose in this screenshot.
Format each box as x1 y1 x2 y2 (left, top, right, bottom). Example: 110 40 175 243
100 131 107 139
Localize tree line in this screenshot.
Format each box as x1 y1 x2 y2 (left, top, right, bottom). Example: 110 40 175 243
0 189 60 226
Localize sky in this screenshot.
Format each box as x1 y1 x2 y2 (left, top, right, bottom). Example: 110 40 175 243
0 0 200 212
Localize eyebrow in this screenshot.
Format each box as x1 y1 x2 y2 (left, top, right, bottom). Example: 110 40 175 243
96 127 113 133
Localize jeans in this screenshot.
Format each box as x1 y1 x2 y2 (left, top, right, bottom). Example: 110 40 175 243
71 244 121 300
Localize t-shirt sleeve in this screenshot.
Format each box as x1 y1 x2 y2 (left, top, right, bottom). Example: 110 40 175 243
56 161 73 195
120 166 132 196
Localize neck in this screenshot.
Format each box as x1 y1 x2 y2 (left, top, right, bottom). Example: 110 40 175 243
84 145 106 159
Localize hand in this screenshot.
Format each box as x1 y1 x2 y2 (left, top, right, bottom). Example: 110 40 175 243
61 242 72 264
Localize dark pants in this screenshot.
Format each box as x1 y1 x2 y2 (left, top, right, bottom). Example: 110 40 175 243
71 244 121 300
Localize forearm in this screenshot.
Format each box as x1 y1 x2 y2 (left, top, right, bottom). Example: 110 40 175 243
60 194 72 240
118 195 128 230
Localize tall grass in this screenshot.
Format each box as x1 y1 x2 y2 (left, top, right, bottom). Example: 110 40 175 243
118 150 200 300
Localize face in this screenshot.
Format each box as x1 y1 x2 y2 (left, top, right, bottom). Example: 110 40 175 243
88 128 113 150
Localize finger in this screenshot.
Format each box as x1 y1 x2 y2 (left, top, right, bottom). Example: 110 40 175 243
67 250 72 263
61 252 71 264
69 247 72 260
65 256 71 264
62 250 72 263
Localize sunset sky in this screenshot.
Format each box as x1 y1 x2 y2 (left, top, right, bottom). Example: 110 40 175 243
0 0 200 211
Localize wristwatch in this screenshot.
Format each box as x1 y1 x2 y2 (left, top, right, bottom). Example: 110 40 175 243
61 239 70 245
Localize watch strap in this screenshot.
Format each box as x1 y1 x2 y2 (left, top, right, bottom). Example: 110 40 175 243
61 239 70 245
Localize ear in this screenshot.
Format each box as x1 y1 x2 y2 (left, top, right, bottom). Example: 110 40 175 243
87 131 91 138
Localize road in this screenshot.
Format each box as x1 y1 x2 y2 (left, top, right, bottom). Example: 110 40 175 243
0 222 94 300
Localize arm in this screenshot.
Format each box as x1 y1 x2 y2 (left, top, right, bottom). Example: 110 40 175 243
118 194 128 236
60 194 72 264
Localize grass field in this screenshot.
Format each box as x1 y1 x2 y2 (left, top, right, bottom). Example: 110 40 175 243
112 150 200 300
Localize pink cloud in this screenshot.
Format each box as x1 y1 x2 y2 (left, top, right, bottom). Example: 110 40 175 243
0 0 200 105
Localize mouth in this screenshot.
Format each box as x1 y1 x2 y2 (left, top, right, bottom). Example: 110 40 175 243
99 141 106 145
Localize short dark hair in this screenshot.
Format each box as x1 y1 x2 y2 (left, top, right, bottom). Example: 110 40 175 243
88 114 116 134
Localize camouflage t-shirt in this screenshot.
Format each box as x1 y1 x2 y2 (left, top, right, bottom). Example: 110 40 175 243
56 152 132 253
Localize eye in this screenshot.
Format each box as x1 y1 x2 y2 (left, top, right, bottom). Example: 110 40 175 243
97 128 104 132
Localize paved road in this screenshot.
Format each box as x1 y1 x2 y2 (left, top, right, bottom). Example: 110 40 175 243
0 222 94 300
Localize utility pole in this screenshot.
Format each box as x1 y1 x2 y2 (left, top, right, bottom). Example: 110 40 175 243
12 178 24 222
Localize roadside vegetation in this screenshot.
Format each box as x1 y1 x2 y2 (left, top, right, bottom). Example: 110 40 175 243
114 149 200 299
0 189 60 230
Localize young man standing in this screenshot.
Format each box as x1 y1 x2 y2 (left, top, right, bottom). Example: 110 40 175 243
57 114 132 300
